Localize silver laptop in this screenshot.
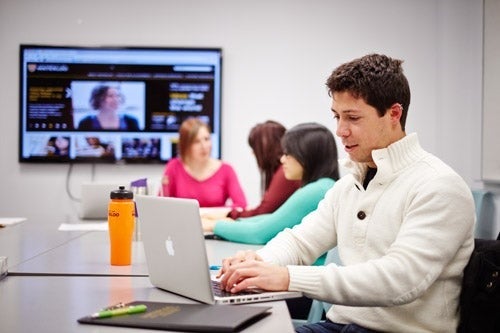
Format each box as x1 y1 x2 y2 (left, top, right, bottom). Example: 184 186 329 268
136 195 302 305
80 182 123 219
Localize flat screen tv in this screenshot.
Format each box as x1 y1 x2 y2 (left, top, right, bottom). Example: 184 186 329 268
19 44 222 163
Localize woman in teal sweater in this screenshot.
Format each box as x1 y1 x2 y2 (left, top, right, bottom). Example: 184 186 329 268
202 122 339 246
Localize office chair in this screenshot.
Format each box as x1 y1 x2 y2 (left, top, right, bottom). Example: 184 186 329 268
292 248 339 328
471 189 496 239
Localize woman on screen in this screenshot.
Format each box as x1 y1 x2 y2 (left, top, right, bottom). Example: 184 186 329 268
45 136 70 156
159 117 247 209
77 85 139 131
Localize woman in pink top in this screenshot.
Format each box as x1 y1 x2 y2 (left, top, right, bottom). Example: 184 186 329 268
160 118 247 209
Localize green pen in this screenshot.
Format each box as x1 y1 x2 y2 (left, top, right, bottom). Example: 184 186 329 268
91 304 147 319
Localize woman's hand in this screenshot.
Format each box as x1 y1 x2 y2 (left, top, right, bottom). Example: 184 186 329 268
201 216 235 232
201 217 217 232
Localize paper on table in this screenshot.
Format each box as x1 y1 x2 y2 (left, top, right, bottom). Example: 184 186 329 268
0 217 27 227
58 222 108 231
199 207 231 218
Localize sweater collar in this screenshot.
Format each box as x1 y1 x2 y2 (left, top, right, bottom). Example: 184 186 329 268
341 133 427 183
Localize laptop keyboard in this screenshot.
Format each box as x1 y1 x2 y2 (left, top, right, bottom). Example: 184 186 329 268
211 280 262 297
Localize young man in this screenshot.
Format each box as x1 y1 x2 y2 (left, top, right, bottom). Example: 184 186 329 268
218 54 475 333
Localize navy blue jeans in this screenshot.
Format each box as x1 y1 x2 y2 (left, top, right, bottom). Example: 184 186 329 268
295 320 377 333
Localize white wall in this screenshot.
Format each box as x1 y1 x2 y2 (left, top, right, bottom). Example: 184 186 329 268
0 0 496 235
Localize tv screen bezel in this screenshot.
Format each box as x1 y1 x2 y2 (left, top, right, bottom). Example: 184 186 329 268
18 44 223 164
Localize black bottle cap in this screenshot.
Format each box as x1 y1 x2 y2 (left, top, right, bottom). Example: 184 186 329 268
110 186 133 199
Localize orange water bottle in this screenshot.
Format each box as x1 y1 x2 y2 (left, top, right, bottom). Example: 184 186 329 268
108 186 135 266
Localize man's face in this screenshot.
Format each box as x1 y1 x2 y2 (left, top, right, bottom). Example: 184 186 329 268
331 91 401 168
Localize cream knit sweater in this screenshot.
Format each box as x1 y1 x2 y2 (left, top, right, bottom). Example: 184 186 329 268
258 133 475 333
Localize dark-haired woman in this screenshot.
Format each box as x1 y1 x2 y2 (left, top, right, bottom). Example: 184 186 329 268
202 122 339 249
224 120 301 219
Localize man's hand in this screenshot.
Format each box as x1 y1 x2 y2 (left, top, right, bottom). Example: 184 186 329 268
218 251 290 293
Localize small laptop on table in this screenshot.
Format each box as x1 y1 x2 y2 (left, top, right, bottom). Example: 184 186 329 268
135 195 302 305
80 182 123 219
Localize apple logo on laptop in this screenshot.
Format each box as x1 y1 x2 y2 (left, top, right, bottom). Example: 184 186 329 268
165 236 175 256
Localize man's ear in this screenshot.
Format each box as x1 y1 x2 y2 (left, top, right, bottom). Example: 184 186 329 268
389 103 403 124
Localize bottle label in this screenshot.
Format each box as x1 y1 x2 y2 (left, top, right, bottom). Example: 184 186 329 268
108 211 120 217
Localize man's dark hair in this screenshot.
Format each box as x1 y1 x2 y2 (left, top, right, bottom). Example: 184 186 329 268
326 54 411 130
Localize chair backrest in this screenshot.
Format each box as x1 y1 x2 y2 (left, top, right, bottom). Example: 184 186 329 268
300 248 340 325
457 233 500 333
471 189 496 239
